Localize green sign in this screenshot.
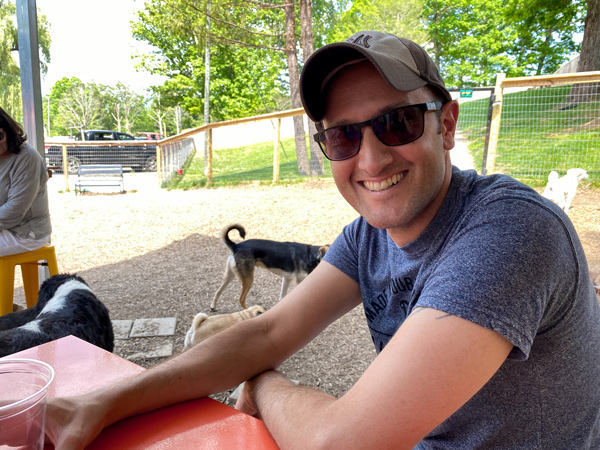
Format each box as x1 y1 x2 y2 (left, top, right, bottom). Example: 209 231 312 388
460 89 474 98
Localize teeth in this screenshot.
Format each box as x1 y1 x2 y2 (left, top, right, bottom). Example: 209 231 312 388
364 172 404 192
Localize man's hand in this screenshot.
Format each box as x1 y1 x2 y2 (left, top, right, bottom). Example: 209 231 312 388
44 395 107 450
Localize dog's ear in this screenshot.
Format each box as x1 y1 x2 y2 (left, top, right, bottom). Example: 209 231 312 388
318 245 329 259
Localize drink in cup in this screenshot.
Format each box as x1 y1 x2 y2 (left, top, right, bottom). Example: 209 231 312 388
0 359 55 450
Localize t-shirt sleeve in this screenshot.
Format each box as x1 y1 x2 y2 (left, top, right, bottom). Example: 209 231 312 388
416 197 578 360
323 217 364 283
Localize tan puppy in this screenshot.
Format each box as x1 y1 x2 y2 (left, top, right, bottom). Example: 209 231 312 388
183 305 265 350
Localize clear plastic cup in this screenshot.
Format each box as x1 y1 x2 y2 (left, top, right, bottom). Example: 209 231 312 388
0 359 55 450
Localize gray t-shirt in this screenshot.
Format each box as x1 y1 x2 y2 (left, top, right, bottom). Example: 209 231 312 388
0 142 52 239
325 167 600 449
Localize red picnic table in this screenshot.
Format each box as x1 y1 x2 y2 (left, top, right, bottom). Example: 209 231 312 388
4 335 279 449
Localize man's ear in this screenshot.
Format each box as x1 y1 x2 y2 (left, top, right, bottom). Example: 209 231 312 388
440 100 459 151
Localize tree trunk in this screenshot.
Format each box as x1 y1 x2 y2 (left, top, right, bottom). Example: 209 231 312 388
566 0 600 103
300 0 324 176
285 0 310 176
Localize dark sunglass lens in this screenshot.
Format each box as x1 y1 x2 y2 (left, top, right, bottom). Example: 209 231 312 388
375 106 424 146
320 126 361 160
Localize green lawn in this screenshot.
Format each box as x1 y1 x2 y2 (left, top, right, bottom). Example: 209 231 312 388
165 136 332 189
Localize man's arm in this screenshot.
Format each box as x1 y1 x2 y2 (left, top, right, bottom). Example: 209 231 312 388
240 307 513 450
44 261 363 450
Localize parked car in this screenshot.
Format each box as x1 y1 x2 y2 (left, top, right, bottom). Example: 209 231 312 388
45 130 157 174
136 132 165 141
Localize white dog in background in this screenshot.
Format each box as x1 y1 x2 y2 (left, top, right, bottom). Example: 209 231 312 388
542 168 588 214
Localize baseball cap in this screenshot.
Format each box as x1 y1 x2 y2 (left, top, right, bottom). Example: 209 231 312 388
300 30 452 123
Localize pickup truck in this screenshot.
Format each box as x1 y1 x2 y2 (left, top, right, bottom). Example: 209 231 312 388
45 130 157 174
73 130 137 141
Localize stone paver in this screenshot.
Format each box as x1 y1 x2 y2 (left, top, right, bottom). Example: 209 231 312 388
128 342 174 360
112 317 178 360
129 317 177 337
112 319 134 340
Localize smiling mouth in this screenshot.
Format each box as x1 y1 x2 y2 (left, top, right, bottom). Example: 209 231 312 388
363 172 405 192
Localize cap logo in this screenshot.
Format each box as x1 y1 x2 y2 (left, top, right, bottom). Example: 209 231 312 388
347 34 372 48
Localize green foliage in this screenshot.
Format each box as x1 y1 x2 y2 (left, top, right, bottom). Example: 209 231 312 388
0 0 51 122
131 0 288 122
423 0 586 88
54 79 107 135
329 0 428 44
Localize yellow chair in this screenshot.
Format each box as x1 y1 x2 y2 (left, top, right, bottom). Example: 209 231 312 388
0 244 59 316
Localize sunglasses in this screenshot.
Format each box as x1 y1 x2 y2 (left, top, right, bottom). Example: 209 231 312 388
314 101 444 161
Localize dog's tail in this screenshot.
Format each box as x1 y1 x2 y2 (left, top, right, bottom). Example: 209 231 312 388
219 223 246 251
184 312 210 350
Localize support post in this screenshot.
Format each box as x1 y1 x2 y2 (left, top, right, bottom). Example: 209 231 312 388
486 73 506 175
16 0 45 159
206 128 213 186
273 118 281 182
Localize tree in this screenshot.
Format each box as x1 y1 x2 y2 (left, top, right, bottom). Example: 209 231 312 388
46 77 80 136
56 80 102 135
283 0 309 175
330 0 428 45
423 0 585 88
300 0 324 175
505 0 584 76
567 0 600 102
578 0 600 72
0 0 51 122
101 83 146 133
132 0 320 175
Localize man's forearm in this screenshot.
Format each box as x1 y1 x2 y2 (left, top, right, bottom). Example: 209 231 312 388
92 317 283 427
250 371 338 450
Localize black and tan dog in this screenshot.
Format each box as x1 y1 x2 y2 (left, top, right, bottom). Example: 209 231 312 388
210 224 329 311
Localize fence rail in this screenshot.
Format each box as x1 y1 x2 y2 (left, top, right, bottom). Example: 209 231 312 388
156 108 308 186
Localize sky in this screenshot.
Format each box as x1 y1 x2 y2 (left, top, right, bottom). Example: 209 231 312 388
36 0 167 96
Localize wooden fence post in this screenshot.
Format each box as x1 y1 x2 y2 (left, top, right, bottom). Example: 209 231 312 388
487 73 506 174
206 128 213 186
156 144 162 186
61 144 70 192
273 118 281 182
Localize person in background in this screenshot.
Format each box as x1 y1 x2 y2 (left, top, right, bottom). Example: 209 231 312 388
44 31 600 449
0 106 52 259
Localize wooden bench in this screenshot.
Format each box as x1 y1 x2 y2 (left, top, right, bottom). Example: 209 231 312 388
74 164 125 195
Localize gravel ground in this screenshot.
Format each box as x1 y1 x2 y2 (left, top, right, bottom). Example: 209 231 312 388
12 172 600 406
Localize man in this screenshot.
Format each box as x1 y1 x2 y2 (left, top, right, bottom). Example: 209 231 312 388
46 31 600 449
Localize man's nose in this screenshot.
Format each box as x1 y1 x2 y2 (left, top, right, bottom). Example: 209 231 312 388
357 126 394 171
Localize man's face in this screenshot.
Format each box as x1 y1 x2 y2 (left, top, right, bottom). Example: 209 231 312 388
321 61 457 246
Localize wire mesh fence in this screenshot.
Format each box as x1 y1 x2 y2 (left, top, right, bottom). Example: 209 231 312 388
494 82 599 188
157 137 196 185
457 72 600 189
45 141 158 175
451 88 494 173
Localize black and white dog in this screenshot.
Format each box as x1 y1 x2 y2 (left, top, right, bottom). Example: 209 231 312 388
210 224 329 311
0 274 114 357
